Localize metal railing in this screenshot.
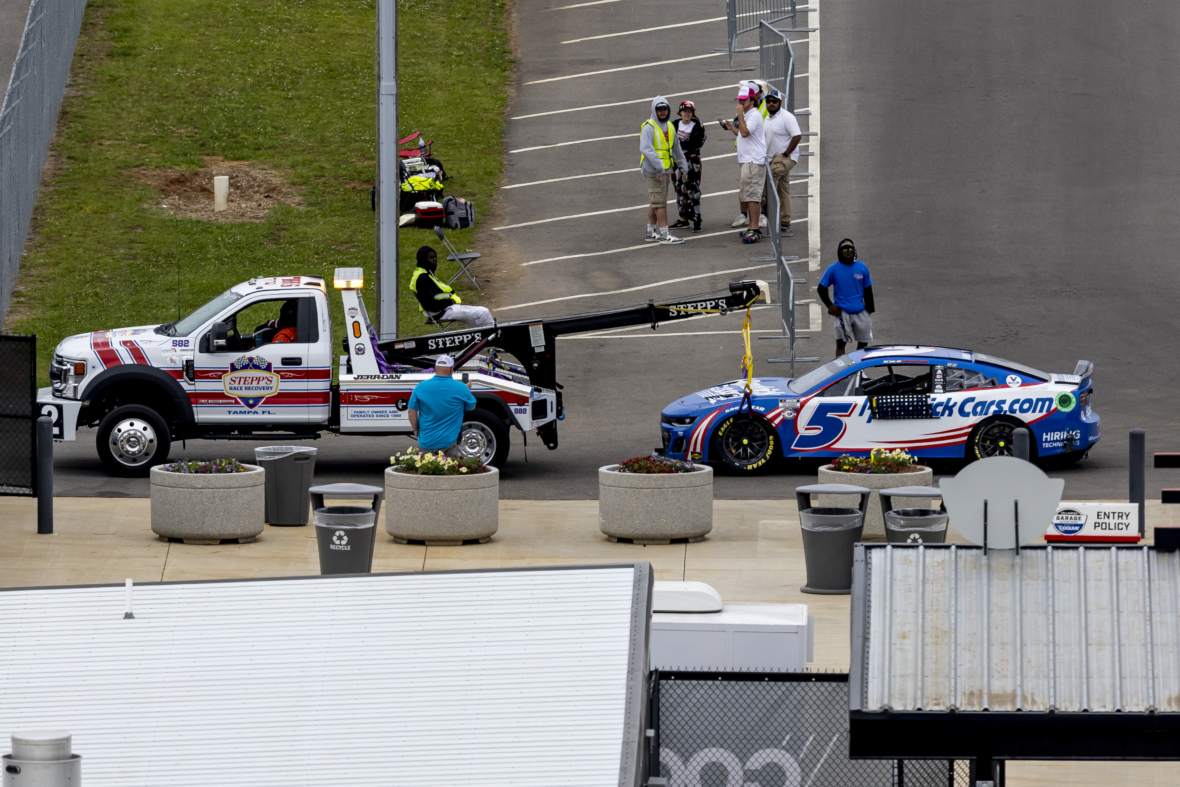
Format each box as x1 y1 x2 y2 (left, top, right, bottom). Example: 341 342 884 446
759 20 796 113
714 0 814 72
0 0 87 325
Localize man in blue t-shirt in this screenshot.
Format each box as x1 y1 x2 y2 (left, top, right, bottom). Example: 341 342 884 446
817 238 876 357
407 355 477 456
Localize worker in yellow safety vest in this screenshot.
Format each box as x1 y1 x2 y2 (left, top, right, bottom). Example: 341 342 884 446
729 80 771 229
409 247 494 328
639 96 687 245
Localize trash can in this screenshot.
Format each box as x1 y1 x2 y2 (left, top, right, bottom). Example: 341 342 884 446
796 483 871 595
254 446 317 525
314 506 376 575
884 508 949 543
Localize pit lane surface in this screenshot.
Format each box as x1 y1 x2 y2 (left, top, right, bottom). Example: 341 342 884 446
52 0 1180 499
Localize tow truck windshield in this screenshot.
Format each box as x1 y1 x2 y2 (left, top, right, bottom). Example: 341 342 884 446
157 290 244 336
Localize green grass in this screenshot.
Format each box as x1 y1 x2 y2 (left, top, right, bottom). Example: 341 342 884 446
9 0 512 383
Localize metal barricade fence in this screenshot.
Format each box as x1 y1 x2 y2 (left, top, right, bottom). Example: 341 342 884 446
759 21 796 113
0 0 87 325
650 670 970 787
0 334 37 496
716 0 813 72
756 166 816 375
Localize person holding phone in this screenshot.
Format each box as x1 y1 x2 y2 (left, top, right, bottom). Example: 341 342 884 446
722 84 767 244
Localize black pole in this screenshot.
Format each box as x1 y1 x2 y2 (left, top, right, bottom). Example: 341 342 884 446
1130 428 1145 538
1013 428 1030 462
36 416 53 535
649 668 661 781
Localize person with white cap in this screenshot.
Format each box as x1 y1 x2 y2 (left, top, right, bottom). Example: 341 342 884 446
406 354 478 458
729 80 770 230
639 95 687 244
722 83 767 244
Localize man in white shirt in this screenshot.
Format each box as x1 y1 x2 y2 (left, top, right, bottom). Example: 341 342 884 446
761 88 803 236
722 84 767 243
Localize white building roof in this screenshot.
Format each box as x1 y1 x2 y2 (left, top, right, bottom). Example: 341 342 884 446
0 564 652 787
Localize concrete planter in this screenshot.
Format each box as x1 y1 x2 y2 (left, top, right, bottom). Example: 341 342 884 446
150 464 265 545
816 465 934 540
384 466 499 546
599 464 713 545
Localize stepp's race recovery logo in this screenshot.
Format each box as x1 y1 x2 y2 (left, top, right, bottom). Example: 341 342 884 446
223 356 281 409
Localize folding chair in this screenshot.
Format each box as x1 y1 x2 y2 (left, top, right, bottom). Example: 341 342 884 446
423 311 455 333
433 226 482 290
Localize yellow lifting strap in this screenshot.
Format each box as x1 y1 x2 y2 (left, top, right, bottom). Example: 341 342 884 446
740 306 754 395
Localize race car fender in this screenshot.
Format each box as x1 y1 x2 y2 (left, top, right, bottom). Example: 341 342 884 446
687 403 777 461
80 365 196 425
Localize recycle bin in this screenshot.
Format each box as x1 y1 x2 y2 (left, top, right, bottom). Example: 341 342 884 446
796 484 871 595
254 446 317 525
884 508 949 544
314 506 376 575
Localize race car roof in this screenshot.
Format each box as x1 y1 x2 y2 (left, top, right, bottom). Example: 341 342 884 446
851 345 972 362
229 275 327 296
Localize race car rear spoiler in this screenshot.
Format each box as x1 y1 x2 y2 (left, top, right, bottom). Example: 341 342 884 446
1074 359 1094 380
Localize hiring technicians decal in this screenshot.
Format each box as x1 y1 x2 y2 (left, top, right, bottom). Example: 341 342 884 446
222 356 281 409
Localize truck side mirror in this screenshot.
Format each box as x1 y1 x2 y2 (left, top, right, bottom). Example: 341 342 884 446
206 321 229 352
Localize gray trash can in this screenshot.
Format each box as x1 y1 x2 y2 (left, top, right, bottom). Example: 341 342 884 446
884 508 949 544
254 446 317 525
314 506 376 575
796 483 871 595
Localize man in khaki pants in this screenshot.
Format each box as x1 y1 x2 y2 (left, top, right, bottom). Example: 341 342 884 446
761 89 803 236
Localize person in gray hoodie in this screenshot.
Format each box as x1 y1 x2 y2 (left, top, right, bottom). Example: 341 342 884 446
639 96 687 244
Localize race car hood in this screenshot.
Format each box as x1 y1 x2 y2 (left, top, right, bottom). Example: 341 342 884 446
54 325 163 360
664 377 795 413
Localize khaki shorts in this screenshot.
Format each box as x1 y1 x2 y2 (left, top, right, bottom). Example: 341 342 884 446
739 162 766 202
645 174 669 207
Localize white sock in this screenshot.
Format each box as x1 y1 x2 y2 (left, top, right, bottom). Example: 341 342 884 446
647 224 656 233
659 225 669 237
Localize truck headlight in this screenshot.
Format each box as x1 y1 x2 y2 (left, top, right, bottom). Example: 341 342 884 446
50 355 86 399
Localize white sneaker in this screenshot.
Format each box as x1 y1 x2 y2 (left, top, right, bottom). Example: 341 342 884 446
644 228 659 242
759 213 768 228
731 213 748 228
659 233 685 245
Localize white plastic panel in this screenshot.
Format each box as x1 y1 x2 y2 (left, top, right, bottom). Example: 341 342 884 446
861 546 1180 713
0 568 644 787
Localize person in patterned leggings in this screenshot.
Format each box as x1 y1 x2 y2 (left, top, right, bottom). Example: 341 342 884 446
670 100 707 233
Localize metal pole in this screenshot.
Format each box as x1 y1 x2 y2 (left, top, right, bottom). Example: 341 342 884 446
376 0 399 341
36 416 52 534
1013 428 1030 461
648 669 661 781
1130 428 1145 538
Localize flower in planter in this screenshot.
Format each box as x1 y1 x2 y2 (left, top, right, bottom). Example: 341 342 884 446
831 448 917 474
616 454 698 474
160 458 248 474
390 447 488 476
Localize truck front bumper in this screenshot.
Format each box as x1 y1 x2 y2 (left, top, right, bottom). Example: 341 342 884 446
36 387 82 441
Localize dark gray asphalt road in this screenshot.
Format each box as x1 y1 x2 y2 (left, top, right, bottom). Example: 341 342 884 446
1 0 33 96
820 0 1180 499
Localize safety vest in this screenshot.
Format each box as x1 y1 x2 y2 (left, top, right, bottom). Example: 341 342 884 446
409 267 462 313
734 102 770 147
640 119 674 169
401 175 443 193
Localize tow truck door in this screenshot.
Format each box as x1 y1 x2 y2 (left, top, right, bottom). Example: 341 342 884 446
192 296 317 425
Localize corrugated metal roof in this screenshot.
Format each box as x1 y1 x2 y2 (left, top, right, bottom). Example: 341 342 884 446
0 565 651 787
852 545 1180 713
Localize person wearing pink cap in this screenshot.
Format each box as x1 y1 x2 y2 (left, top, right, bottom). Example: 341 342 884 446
722 85 767 243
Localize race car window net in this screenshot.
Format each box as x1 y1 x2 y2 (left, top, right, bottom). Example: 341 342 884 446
788 357 849 394
169 290 245 336
944 368 998 392
972 352 1048 381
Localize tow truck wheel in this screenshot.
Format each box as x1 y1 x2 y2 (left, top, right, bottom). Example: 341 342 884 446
712 414 777 473
457 409 510 468
966 415 1037 462
97 404 171 477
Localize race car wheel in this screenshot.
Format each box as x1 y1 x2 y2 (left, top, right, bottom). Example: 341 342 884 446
96 404 172 477
457 409 510 468
966 415 1037 461
712 415 777 473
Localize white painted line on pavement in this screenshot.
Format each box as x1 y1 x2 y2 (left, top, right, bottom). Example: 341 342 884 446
497 264 775 311
810 302 823 332
562 17 726 44
492 189 739 230
509 133 636 153
502 152 737 190
524 53 727 85
521 222 809 266
547 0 619 9
511 83 808 120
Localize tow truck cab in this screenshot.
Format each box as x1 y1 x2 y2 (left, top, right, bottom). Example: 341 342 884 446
37 271 555 476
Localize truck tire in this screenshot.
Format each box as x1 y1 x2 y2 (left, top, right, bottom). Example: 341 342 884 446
97 404 172 477
711 414 777 473
966 415 1037 462
457 409 510 468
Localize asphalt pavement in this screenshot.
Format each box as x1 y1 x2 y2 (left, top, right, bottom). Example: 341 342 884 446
0 0 33 96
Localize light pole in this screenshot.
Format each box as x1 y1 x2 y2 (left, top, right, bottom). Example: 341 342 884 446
376 0 398 340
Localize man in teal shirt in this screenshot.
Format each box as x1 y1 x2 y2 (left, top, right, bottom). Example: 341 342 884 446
407 355 477 456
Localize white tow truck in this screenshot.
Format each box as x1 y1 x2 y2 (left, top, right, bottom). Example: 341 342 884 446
37 267 762 476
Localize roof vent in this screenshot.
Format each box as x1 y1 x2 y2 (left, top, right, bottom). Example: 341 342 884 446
652 581 722 613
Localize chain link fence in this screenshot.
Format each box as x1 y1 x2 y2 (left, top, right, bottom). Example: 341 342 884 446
0 334 37 495
651 671 970 787
0 0 87 325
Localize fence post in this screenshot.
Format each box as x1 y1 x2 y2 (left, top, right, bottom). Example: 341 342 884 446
648 668 662 783
1129 428 1145 538
36 415 53 534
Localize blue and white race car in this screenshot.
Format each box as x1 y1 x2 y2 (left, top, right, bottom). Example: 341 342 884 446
659 345 1099 472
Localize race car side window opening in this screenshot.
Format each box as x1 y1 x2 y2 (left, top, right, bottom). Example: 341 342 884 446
860 364 933 396
944 367 998 392
168 290 244 336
